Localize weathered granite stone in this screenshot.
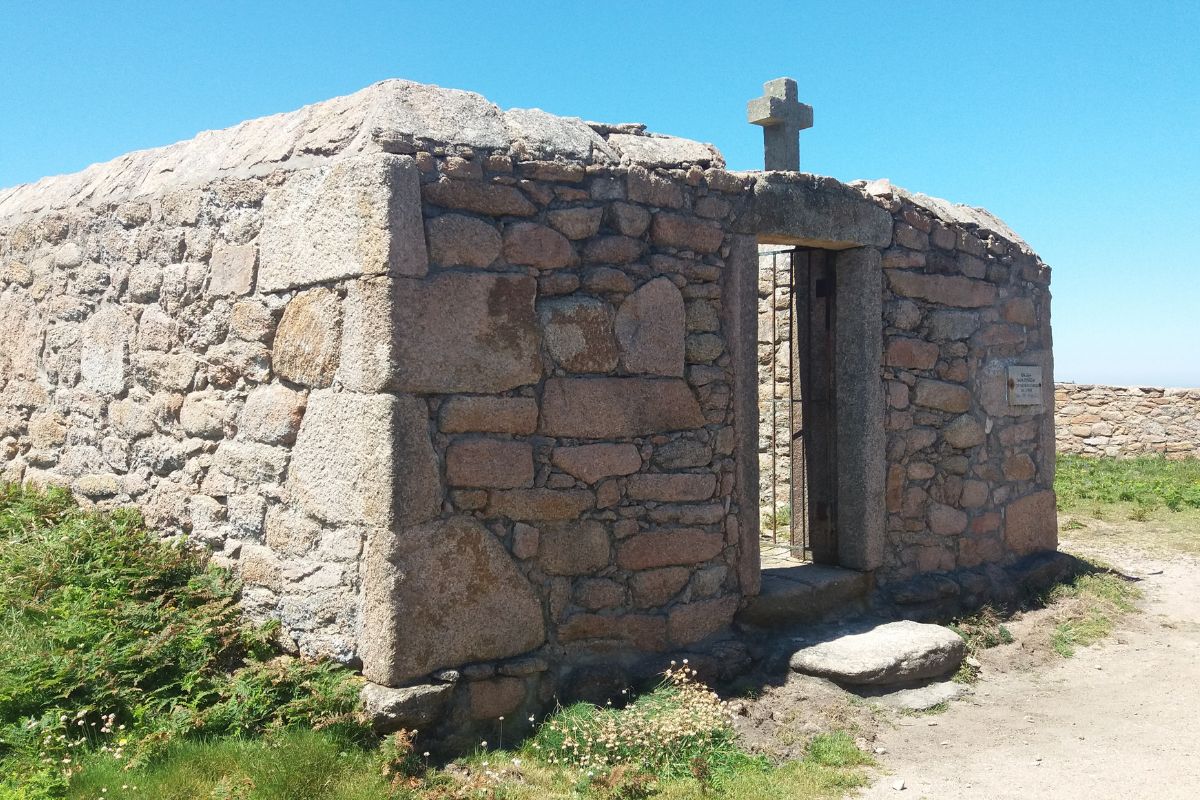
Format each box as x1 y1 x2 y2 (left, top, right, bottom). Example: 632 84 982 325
485 488 595 521
928 503 968 535
467 677 526 720
540 378 703 438
362 516 545 686
80 306 134 394
652 438 711 469
753 173 893 248
788 621 966 685
607 133 722 167
289 391 432 527
426 213 500 268
361 681 453 734
630 567 690 607
538 520 610 575
1003 453 1037 481
274 288 342 388
207 243 257 295
607 202 651 237
685 333 724 363
614 277 685 377
203 441 289 491
650 213 724 253
558 612 668 651
423 179 537 217
538 297 618 373
547 207 603 240
914 379 971 413
438 396 538 434
551 443 641 484
238 384 306 444
667 595 738 646
626 166 683 208
616 529 724 570
180 392 233 438
259 154 425 292
338 277 393 392
503 223 576 269
582 235 644 264
1004 490 1058 555
626 473 716 502
394 273 541 393
581 266 635 294
943 415 985 449
888 271 997 308
446 438 534 489
886 337 939 370
228 300 273 342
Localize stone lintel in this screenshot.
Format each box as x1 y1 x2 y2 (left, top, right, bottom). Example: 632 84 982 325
750 173 893 249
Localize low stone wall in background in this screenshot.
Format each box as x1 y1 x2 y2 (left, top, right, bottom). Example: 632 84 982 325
1055 383 1200 458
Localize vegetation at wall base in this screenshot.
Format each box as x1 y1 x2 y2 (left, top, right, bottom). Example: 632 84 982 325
1 484 873 799
1045 567 1142 658
0 483 367 800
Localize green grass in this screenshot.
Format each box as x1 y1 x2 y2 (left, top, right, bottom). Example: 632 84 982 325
65 730 391 800
2 485 875 800
1056 455 1200 512
948 607 1015 683
760 504 792 534
1046 568 1142 658
0 484 366 799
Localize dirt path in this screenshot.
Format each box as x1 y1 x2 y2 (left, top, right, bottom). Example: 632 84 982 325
857 542 1200 799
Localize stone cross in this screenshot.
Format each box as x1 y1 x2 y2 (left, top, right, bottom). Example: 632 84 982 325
747 77 813 172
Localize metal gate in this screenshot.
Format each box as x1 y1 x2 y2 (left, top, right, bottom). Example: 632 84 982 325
760 247 838 564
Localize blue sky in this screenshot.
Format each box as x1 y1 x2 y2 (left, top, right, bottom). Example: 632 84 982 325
2 1 1197 386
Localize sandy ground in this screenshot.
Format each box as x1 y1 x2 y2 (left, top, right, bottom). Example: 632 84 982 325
857 538 1200 799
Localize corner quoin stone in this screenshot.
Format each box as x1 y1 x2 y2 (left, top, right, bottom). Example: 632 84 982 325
1004 489 1058 555
287 390 439 529
257 153 426 293
361 516 546 686
394 272 541 393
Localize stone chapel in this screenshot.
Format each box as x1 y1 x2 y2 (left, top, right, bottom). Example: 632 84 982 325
0 79 1059 734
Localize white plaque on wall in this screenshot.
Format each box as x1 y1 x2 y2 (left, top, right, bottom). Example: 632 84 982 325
1008 366 1043 406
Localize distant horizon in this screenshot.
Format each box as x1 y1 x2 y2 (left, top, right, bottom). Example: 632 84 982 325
1 1 1195 387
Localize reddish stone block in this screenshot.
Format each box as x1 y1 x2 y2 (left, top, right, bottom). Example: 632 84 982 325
486 489 595 521
446 438 534 489
625 473 716 502
617 529 724 570
557 612 669 651
468 677 526 720
630 566 690 607
538 521 611 576
885 337 939 370
667 595 739 646
1003 490 1057 555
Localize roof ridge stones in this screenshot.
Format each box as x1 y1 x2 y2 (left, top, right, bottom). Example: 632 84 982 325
0 79 724 223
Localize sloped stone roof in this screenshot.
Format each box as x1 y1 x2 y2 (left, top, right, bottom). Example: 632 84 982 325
855 177 1031 252
0 79 724 223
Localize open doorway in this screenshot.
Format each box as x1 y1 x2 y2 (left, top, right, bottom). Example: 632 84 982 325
759 246 839 567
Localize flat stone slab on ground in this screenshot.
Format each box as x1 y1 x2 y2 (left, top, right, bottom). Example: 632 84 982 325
788 620 966 685
854 677 969 711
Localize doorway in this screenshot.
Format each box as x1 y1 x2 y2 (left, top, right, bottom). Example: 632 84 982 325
759 246 839 566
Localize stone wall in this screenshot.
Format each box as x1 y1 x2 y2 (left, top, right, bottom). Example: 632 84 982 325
864 182 1057 584
1056 383 1200 457
0 154 419 663
753 179 1058 586
0 79 1063 733
0 81 762 733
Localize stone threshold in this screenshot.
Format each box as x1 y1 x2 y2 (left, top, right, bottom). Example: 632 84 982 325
737 563 870 628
